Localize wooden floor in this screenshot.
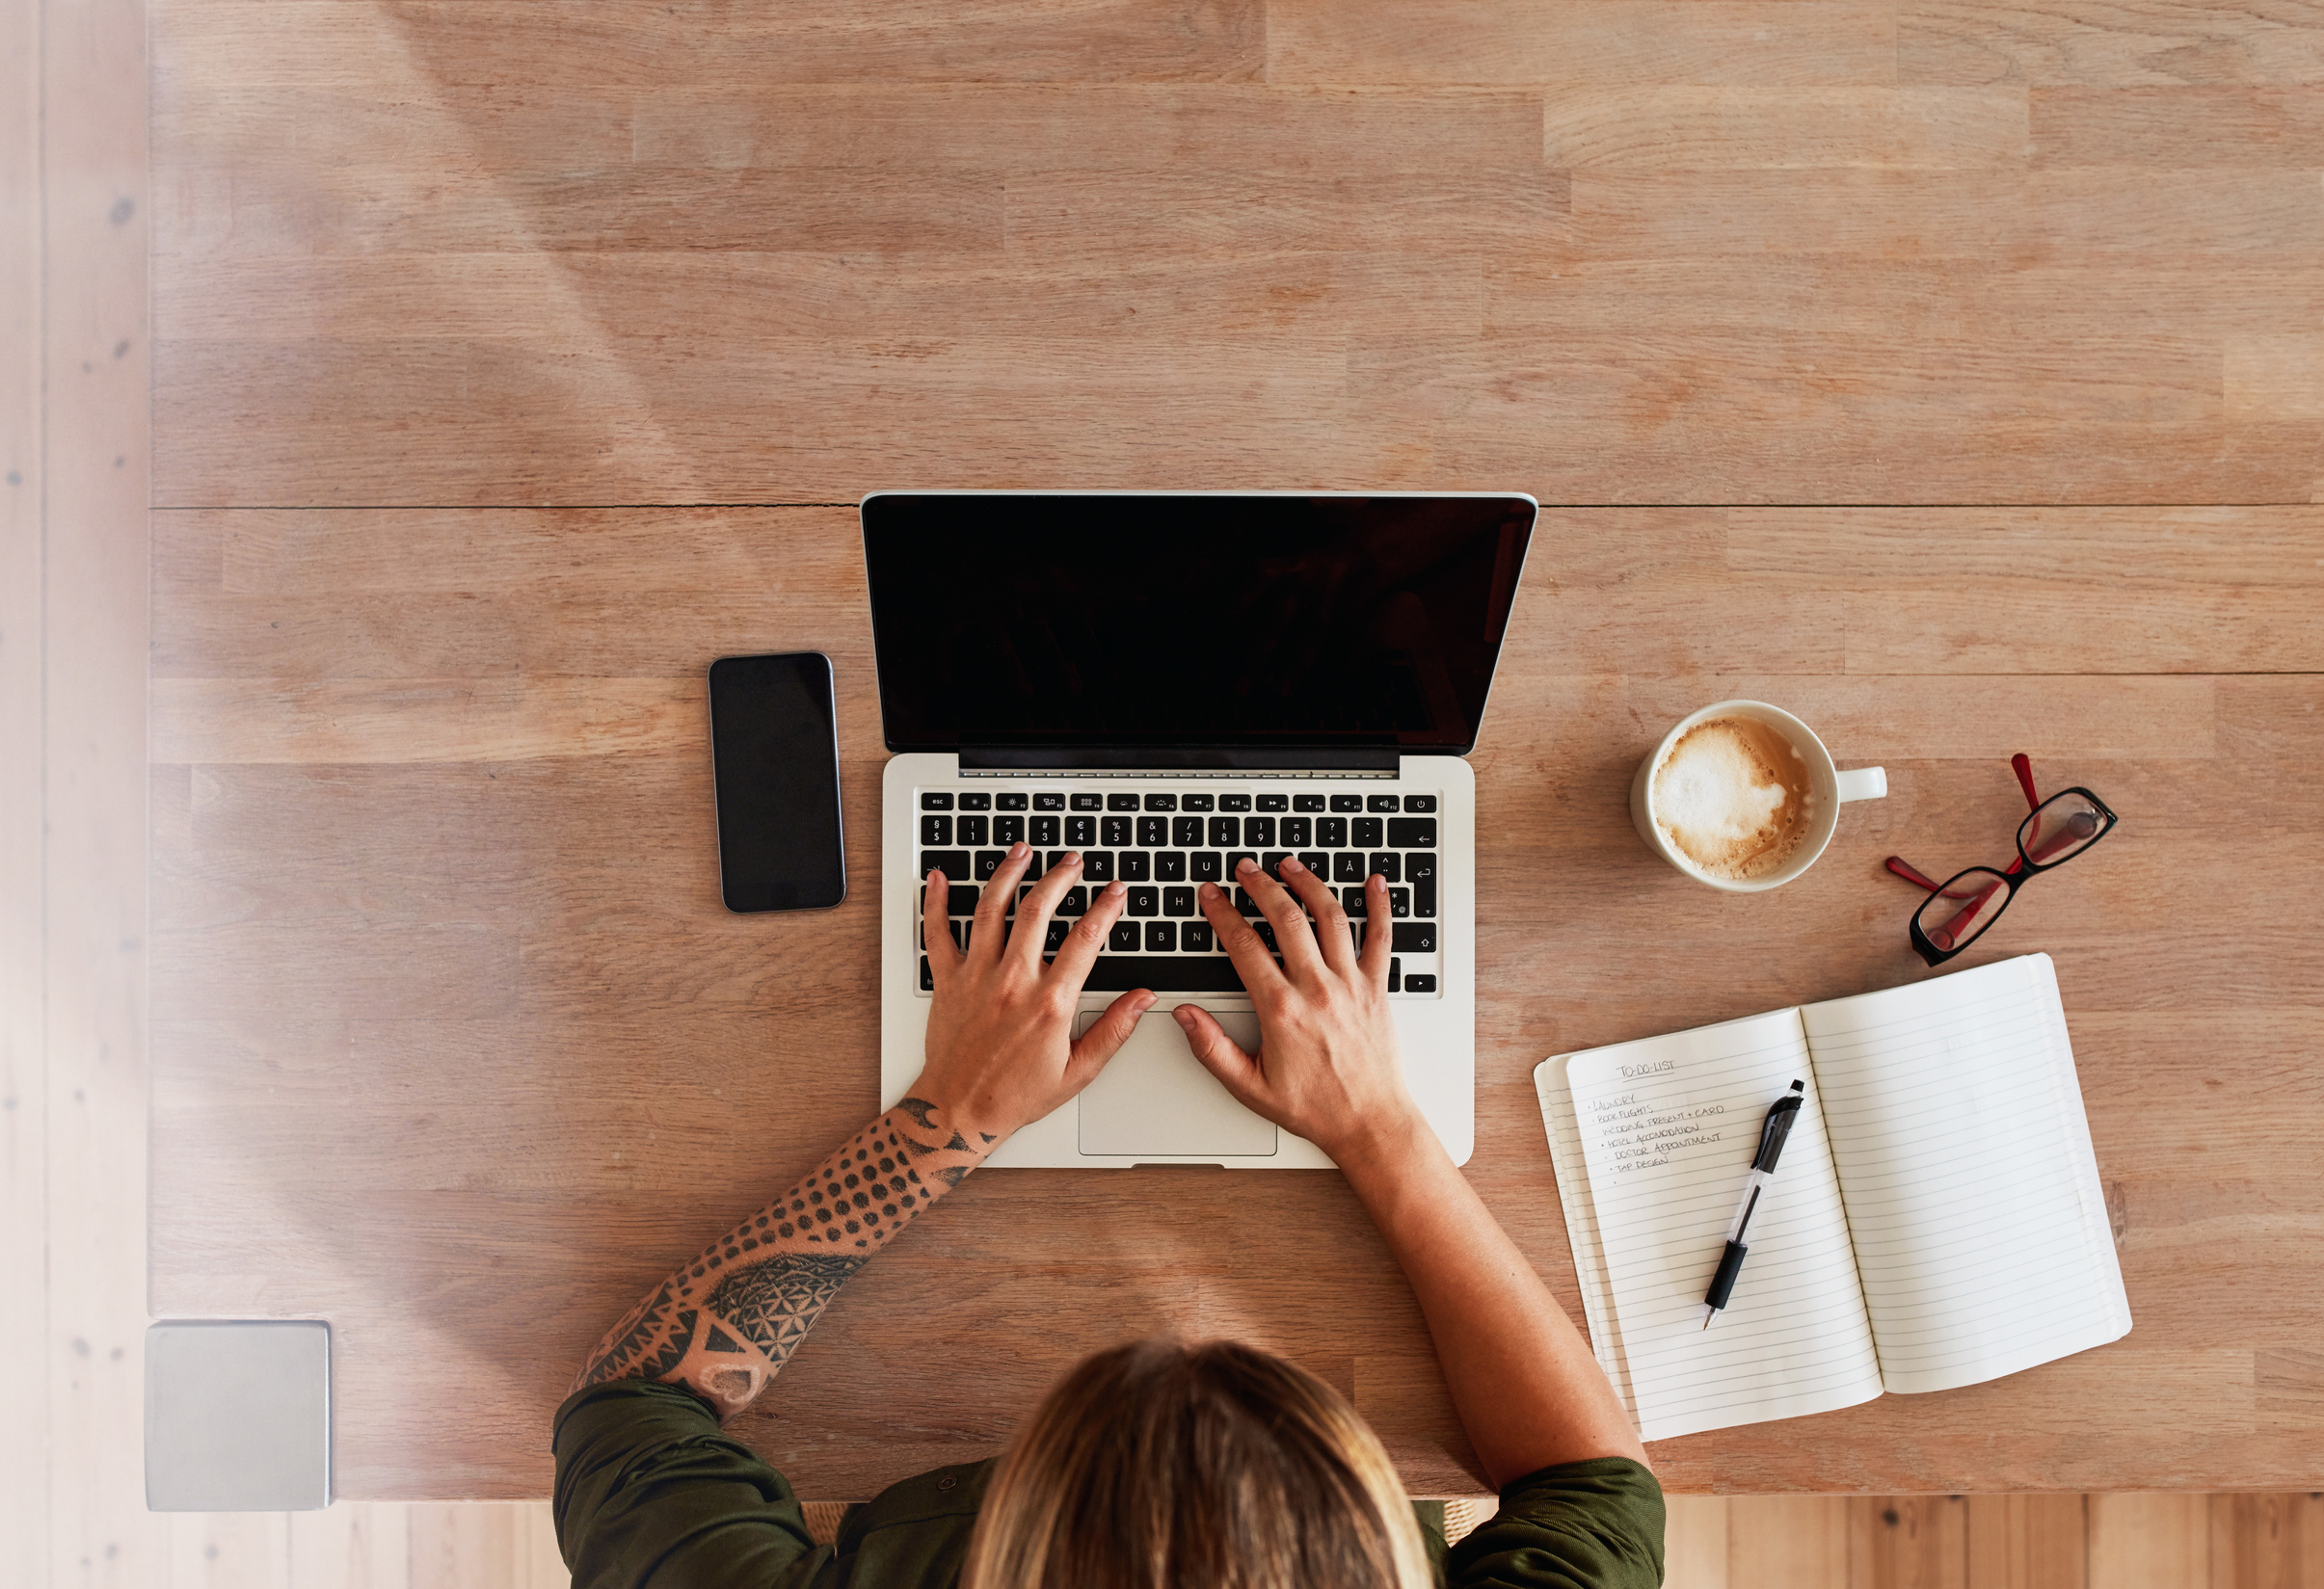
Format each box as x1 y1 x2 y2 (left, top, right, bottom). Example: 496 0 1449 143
10 0 2324 1579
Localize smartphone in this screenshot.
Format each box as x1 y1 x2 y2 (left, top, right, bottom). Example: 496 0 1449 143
708 652 847 913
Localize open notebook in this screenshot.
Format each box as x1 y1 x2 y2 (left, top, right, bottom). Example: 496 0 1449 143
1536 954 2131 1443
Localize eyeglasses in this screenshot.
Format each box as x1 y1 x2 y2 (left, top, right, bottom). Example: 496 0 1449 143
1884 754 2117 967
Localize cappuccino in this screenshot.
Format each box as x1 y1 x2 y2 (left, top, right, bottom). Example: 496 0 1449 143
1651 717 1813 882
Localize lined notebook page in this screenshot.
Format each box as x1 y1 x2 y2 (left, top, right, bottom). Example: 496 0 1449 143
1565 1009 1883 1442
1803 954 2132 1395
1536 1055 1636 1418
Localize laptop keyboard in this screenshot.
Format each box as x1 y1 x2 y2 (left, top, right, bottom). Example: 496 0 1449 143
914 784 1443 998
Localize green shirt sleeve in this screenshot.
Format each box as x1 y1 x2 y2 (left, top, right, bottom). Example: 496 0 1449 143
552 1381 826 1589
1445 1458 1666 1589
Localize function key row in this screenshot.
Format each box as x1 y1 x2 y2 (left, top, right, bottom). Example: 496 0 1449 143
922 789 1435 814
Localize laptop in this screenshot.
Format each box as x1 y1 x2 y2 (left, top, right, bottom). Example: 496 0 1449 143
868 491 1536 1169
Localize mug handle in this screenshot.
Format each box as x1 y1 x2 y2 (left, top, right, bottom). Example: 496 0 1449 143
1836 766 1888 803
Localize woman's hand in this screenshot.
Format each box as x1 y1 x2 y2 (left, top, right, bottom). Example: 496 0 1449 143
1174 858 1425 1164
913 842 1153 1147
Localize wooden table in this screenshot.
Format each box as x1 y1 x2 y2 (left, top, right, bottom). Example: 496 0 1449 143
147 0 2324 1500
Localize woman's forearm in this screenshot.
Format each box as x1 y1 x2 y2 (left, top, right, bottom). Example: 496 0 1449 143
1338 1114 1648 1485
571 1096 989 1419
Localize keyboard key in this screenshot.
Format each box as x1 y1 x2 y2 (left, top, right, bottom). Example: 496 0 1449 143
1404 973 1437 993
1389 887 1410 917
1181 921 1214 953
921 791 953 810
920 814 952 846
1046 850 1069 874
1024 850 1044 880
994 815 1024 845
1252 920 1278 950
1370 852 1401 883
1280 816 1311 846
957 814 990 846
1101 816 1133 846
1318 817 1348 847
1209 816 1240 847
1333 853 1367 883
1137 816 1167 847
1190 852 1222 882
1367 795 1399 812
1030 815 1060 846
1219 794 1252 812
1083 852 1114 882
1403 794 1436 812
1081 954 1243 992
921 850 971 879
1155 852 1187 881
1352 817 1383 847
1066 815 1096 846
1341 887 1367 914
997 792 1028 810
1296 852 1326 877
921 956 933 991
1293 794 1325 811
1172 816 1204 847
1127 886 1158 916
1119 852 1151 882
1330 794 1364 812
1057 887 1087 915
1144 921 1176 952
1388 956 1401 993
1144 793 1177 811
1243 816 1275 847
1071 793 1103 810
1257 794 1289 811
1391 922 1436 953
1387 817 1437 848
960 792 992 811
1226 851 1258 879
1033 792 1065 810
1045 919 1070 952
974 851 1006 880
1107 792 1140 811
946 885 979 915
1261 852 1291 879
1406 852 1437 882
1163 886 1195 916
1182 793 1215 811
1414 878 1436 917
1109 920 1140 951
1234 887 1266 916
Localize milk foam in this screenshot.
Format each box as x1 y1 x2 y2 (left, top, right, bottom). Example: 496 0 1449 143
1651 717 1812 880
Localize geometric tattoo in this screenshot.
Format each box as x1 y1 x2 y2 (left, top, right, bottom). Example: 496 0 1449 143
569 1097 990 1421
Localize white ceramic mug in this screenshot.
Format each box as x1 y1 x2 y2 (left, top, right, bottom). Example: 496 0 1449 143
1629 700 1887 892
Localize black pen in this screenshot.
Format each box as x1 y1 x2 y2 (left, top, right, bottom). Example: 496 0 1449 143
1702 1079 1806 1330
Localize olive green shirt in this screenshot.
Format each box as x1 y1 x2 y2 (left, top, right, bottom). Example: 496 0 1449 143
554 1382 1665 1589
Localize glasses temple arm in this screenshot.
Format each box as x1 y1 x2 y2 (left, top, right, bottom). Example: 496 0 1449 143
1884 856 1947 891
2011 753 2041 812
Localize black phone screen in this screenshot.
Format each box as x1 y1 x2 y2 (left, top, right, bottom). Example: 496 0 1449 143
708 652 846 913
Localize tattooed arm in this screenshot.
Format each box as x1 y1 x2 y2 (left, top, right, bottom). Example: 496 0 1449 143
573 840 1152 1419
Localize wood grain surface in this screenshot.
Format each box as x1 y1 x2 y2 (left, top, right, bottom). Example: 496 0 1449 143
139 0 2324 1515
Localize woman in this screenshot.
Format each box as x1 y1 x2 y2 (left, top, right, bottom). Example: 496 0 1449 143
555 845 1661 1587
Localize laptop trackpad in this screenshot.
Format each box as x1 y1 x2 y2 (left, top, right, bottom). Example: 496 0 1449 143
1076 1009 1278 1158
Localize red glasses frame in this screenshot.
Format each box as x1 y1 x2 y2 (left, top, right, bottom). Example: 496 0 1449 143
1884 754 2118 967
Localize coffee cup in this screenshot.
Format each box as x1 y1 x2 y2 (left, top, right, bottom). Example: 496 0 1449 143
1630 701 1886 892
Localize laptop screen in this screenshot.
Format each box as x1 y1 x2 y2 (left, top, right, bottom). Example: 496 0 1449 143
862 493 1535 755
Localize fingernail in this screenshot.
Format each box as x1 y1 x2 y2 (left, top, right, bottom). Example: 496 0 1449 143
1282 857 1304 874
1371 874 1385 887
1172 1006 1194 1026
1106 880 1125 896
1198 882 1217 897
1238 859 1257 875
1010 841 1028 858
1135 993 1158 1013
1063 851 1083 866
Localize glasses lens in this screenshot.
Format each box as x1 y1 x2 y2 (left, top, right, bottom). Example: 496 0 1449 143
2020 792 2106 868
1915 867 2013 954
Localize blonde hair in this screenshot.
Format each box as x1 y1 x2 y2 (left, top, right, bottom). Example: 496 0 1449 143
962 1338 1434 1589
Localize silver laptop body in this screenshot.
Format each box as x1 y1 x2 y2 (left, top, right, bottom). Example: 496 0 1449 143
868 491 1536 1169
